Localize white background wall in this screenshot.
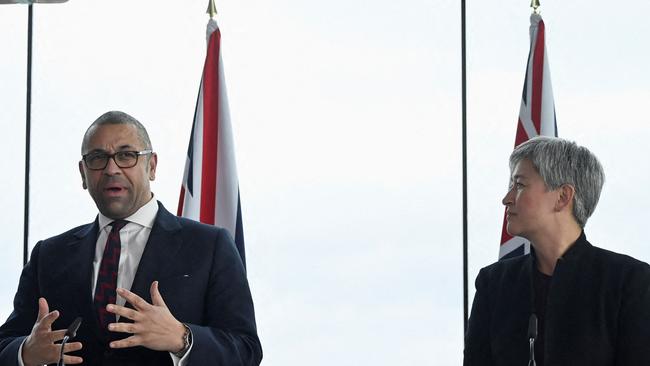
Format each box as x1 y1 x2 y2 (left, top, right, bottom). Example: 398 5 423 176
1 1 649 364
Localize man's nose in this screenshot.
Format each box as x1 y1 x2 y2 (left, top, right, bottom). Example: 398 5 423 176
104 156 122 175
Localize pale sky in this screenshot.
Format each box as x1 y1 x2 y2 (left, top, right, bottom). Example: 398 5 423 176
1 1 650 365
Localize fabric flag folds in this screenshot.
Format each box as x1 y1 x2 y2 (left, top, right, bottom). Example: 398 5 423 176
499 13 558 260
178 19 246 267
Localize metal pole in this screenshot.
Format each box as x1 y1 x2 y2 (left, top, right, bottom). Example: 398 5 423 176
24 3 33 266
461 0 469 333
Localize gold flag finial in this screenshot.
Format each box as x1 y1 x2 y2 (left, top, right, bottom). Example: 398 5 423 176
207 0 217 18
530 0 540 13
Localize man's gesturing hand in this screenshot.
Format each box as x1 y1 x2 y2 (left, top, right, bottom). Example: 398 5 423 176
22 298 83 366
107 281 186 353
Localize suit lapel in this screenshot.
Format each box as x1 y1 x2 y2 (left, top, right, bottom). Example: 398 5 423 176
128 203 183 304
68 219 105 341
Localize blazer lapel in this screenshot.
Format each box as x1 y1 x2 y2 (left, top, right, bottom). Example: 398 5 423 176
128 203 183 304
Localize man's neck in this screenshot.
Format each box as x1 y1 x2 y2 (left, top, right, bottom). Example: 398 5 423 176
98 195 157 229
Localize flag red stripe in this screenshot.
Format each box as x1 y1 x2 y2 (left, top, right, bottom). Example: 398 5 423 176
177 186 186 216
200 30 221 225
531 20 545 135
514 118 528 147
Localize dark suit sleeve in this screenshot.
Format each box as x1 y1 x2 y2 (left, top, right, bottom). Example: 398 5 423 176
0 242 42 365
185 228 262 366
615 264 650 365
464 267 494 366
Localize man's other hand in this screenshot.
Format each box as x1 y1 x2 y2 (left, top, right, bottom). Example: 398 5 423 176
107 281 186 353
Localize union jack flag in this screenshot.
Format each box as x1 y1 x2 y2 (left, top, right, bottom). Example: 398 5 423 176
178 18 246 267
499 13 558 260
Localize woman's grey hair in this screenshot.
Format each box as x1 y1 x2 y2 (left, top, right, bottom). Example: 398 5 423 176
509 136 605 228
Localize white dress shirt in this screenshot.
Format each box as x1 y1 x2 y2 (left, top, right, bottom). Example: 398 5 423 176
18 197 191 366
92 197 158 305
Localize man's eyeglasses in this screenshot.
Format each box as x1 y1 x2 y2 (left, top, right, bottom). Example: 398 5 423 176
82 150 153 170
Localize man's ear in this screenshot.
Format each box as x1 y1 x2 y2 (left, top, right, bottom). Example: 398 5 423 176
78 161 87 190
555 184 575 212
148 153 158 181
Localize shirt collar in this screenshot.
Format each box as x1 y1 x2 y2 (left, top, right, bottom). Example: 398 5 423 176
97 196 159 231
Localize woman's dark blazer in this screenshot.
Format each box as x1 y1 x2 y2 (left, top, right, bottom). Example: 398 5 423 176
464 232 650 366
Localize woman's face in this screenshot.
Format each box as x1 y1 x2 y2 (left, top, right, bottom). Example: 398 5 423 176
502 159 558 239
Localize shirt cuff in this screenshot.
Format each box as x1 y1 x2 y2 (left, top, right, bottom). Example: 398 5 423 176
17 339 26 366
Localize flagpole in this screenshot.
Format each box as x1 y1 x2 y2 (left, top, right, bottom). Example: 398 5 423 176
461 0 469 332
0 1 69 265
24 3 33 266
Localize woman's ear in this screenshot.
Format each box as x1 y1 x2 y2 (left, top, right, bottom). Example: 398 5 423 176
555 184 575 212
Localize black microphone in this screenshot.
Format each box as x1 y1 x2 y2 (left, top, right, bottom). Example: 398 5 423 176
57 317 82 366
528 314 537 366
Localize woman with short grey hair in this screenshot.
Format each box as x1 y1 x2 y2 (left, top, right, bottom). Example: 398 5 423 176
464 136 650 366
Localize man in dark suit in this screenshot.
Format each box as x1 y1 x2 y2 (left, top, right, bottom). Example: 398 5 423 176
0 111 262 365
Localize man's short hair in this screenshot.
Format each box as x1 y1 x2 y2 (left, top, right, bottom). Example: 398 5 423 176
509 136 605 228
81 111 152 153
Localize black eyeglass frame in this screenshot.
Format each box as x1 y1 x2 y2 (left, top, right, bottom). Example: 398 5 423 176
82 150 153 170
